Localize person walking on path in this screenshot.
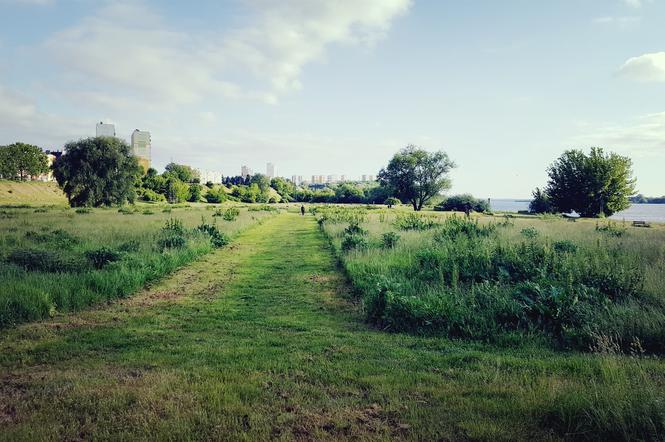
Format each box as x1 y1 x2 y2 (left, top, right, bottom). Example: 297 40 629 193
300 205 305 216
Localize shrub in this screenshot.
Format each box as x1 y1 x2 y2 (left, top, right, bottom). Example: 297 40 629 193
520 227 539 239
7 249 89 273
344 222 367 236
384 197 401 208
85 247 122 269
157 219 187 251
142 209 155 215
141 188 166 202
435 194 489 213
552 240 577 254
341 234 368 252
596 221 627 237
196 220 230 248
0 286 54 328
381 232 400 248
433 216 496 241
248 205 278 212
222 207 240 221
118 240 140 253
75 207 92 214
205 187 227 203
25 229 79 248
394 213 438 231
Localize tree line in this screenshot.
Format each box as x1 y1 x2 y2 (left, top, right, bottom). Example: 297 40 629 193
2 136 642 217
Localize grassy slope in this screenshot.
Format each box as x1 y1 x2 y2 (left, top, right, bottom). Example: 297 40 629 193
1 213 663 440
0 180 68 206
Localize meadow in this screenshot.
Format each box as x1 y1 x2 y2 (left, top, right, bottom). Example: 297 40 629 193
0 202 275 327
316 206 665 352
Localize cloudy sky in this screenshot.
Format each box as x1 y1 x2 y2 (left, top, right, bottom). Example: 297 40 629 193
1 0 664 197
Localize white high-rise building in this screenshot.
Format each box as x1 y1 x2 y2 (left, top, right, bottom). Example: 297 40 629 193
340 175 346 182
241 165 252 177
131 129 151 171
362 174 368 182
266 162 275 178
96 121 115 137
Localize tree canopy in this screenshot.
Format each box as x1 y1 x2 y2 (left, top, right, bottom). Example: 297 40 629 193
378 145 455 211
53 137 142 207
545 147 636 217
164 162 198 183
0 143 49 180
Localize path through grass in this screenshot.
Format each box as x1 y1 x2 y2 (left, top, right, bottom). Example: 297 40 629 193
1 213 663 440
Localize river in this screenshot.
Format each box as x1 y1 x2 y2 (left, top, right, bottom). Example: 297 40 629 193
488 199 665 223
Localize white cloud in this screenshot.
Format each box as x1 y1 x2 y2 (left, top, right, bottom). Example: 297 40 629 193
618 52 665 82
44 0 411 106
571 112 665 158
592 16 641 28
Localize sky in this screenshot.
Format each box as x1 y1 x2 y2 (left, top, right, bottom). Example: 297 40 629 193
0 0 664 198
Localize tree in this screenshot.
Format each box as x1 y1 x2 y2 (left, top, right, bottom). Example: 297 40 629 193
53 137 142 207
270 177 295 201
188 183 203 202
0 143 48 180
334 183 365 203
545 147 636 217
377 145 455 211
165 176 190 203
384 197 401 208
529 187 553 214
435 194 489 213
164 162 198 183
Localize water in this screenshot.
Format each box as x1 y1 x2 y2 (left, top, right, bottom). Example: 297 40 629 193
488 199 665 223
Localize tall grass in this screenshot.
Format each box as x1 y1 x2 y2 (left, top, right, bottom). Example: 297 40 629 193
318 207 665 353
0 204 273 327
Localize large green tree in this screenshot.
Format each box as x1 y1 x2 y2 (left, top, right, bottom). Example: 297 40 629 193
164 162 199 183
0 142 48 180
545 147 636 217
53 137 142 207
377 145 456 211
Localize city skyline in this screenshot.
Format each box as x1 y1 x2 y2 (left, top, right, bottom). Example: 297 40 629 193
1 1 664 197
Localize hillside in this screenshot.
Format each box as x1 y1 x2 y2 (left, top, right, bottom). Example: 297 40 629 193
0 180 68 206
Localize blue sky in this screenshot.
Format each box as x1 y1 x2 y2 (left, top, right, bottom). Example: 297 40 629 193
1 0 663 197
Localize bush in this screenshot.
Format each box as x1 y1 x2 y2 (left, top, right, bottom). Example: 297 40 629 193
596 221 627 237
25 229 79 249
520 227 540 239
221 207 240 221
435 194 489 213
118 240 140 253
75 207 92 214
0 285 53 328
381 232 400 248
341 234 368 252
205 187 227 203
344 222 367 236
384 197 401 208
394 213 438 231
157 219 187 251
197 220 230 248
85 247 122 269
552 240 577 254
529 187 553 214
7 249 89 273
141 188 166 202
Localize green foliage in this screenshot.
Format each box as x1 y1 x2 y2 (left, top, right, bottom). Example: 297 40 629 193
552 240 577 254
85 247 122 269
344 222 367 236
53 137 142 207
546 147 636 217
165 176 190 203
157 218 187 250
205 187 227 203
520 226 539 239
435 194 489 213
341 233 368 252
196 220 230 248
381 232 400 248
7 249 89 273
221 207 240 221
384 197 401 208
377 145 456 211
529 187 553 214
75 207 92 214
596 221 627 237
334 183 365 203
188 183 203 202
247 204 278 212
140 188 166 202
394 212 438 230
164 162 198 183
0 142 49 180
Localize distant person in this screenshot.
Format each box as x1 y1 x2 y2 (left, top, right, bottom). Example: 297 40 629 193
300 205 305 216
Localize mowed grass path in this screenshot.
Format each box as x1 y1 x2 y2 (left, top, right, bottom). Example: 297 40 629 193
2 213 660 440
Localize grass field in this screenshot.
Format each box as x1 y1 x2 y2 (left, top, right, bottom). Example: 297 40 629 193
1 202 664 440
0 180 68 206
0 203 275 327
0 213 663 440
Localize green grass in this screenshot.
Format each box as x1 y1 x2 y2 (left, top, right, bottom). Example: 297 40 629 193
0 204 274 327
1 213 664 440
317 207 665 353
0 180 68 206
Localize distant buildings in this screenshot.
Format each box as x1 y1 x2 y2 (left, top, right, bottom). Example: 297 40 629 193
241 165 252 178
95 122 116 137
266 162 275 179
131 129 151 172
197 170 223 184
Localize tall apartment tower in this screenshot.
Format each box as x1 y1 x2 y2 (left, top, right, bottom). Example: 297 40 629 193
266 162 275 178
241 165 252 178
96 121 116 137
131 129 151 172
